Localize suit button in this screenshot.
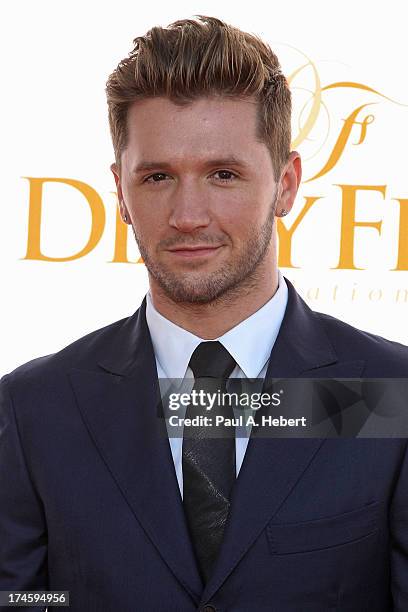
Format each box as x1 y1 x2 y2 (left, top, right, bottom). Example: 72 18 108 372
202 606 216 612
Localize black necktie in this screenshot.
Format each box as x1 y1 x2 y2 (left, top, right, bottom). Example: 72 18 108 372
182 341 237 584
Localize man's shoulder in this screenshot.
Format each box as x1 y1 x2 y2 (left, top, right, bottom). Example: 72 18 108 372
314 309 408 376
3 313 133 388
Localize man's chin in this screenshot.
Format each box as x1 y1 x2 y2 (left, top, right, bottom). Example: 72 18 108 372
153 272 232 305
159 283 224 305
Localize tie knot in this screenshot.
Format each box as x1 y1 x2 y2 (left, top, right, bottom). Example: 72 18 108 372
188 341 236 379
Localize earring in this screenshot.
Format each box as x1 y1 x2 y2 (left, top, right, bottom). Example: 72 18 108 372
280 209 288 217
123 214 128 222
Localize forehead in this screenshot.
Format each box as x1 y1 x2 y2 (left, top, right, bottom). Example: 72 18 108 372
123 95 265 165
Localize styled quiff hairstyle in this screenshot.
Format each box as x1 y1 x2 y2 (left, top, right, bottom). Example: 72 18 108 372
106 15 291 179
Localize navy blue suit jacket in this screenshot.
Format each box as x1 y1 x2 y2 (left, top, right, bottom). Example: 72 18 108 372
1 280 408 611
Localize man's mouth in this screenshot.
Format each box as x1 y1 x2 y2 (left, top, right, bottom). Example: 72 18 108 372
166 245 224 258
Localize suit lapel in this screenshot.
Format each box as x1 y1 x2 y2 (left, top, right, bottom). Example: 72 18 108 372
200 279 366 604
68 300 203 604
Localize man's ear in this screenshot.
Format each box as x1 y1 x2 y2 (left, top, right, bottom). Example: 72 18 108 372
275 151 302 217
111 162 131 224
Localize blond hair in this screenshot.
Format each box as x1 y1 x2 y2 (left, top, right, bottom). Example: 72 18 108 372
106 15 291 179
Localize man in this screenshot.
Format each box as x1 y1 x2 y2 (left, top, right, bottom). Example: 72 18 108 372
1 15 408 612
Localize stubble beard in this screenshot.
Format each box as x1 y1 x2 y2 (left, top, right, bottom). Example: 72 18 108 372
133 195 278 305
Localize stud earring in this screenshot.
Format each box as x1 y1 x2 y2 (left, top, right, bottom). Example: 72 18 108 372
123 214 128 222
280 209 288 217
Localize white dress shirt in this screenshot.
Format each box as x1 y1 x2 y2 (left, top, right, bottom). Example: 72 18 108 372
145 272 288 497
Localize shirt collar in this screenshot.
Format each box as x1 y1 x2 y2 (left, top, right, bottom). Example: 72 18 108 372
145 271 288 379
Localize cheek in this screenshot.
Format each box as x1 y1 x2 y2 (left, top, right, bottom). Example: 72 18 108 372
128 203 167 238
215 197 267 237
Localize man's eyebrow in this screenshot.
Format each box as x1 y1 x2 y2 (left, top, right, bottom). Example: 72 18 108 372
133 161 173 173
132 157 249 173
203 157 248 168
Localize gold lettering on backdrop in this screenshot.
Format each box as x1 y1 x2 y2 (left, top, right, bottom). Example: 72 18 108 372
307 287 320 300
110 197 128 263
287 51 322 150
109 194 142 264
23 177 105 262
277 196 321 268
22 180 407 270
289 283 408 304
396 289 408 303
334 185 385 270
369 288 382 301
392 198 408 271
285 47 407 183
305 105 375 183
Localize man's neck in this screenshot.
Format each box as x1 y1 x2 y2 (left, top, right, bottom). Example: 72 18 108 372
149 268 279 339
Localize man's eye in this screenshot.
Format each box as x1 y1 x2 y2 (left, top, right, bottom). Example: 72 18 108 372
145 173 170 183
213 170 237 182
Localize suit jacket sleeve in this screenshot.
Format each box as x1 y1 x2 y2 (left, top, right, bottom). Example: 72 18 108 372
0 375 48 609
391 440 408 610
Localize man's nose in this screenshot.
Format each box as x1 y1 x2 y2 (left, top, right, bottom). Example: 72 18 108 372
168 180 211 233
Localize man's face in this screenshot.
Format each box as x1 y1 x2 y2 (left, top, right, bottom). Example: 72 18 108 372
113 96 288 304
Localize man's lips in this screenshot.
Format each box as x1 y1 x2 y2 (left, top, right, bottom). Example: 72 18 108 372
166 245 224 258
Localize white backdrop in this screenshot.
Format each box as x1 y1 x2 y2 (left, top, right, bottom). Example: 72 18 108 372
2 0 407 375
